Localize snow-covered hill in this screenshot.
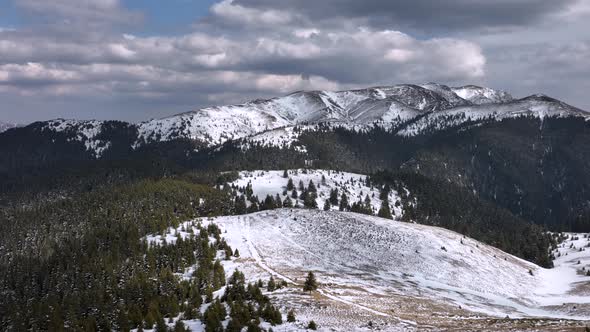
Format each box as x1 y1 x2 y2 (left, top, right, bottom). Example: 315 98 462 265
0 121 20 133
147 210 590 330
39 119 113 158
230 169 405 216
398 94 590 136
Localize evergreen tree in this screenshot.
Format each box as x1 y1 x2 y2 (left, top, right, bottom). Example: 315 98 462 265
323 200 331 211
303 271 318 293
339 193 349 211
329 188 339 206
363 194 372 212
287 178 294 191
247 201 259 213
234 195 247 214
308 321 317 330
155 318 168 332
283 196 293 208
379 184 391 200
267 276 276 292
283 170 288 178
303 192 318 209
262 195 277 210
298 180 305 192
308 180 317 193
287 310 296 323
378 199 393 219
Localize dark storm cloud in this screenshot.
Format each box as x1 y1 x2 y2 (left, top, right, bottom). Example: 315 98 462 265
233 0 575 32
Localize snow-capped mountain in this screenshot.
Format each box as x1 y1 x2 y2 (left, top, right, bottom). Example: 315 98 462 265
451 84 514 105
30 83 590 158
135 83 587 148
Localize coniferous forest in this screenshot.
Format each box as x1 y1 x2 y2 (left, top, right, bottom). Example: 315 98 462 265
1 114 589 330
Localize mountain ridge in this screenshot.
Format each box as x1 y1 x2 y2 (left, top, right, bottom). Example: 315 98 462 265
11 83 587 158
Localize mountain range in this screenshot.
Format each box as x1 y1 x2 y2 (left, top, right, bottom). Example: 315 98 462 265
2 83 590 331
16 83 587 158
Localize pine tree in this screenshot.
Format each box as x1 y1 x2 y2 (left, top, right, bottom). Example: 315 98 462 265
339 193 349 211
308 321 317 330
303 271 318 292
329 188 339 206
283 170 288 178
247 201 259 213
267 276 276 292
378 199 393 219
287 310 296 323
234 249 240 257
298 180 305 192
287 178 294 191
155 318 168 332
364 194 372 212
291 189 298 199
308 180 317 193
283 196 293 208
234 195 247 215
321 175 327 185
173 320 188 332
323 200 330 211
304 192 318 209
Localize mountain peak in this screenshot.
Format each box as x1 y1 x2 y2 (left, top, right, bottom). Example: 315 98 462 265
451 85 513 105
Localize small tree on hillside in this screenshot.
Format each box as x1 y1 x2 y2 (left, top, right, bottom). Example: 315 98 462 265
378 199 393 219
329 188 339 206
308 180 317 193
303 271 318 293
287 178 294 191
287 309 296 323
267 276 276 292
323 200 330 211
283 196 293 208
339 193 349 211
283 170 289 178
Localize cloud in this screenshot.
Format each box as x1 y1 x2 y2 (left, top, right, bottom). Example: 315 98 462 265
232 0 576 32
1 0 588 123
15 0 142 25
0 22 486 102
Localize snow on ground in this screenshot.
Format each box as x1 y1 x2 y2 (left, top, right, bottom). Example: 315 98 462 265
43 119 111 158
536 234 590 307
451 85 513 105
147 210 590 330
231 169 404 217
398 96 590 137
239 126 308 153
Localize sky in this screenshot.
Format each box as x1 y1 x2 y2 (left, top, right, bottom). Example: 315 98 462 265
0 0 589 124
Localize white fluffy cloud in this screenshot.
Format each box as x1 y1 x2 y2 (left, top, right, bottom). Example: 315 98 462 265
1 0 588 123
